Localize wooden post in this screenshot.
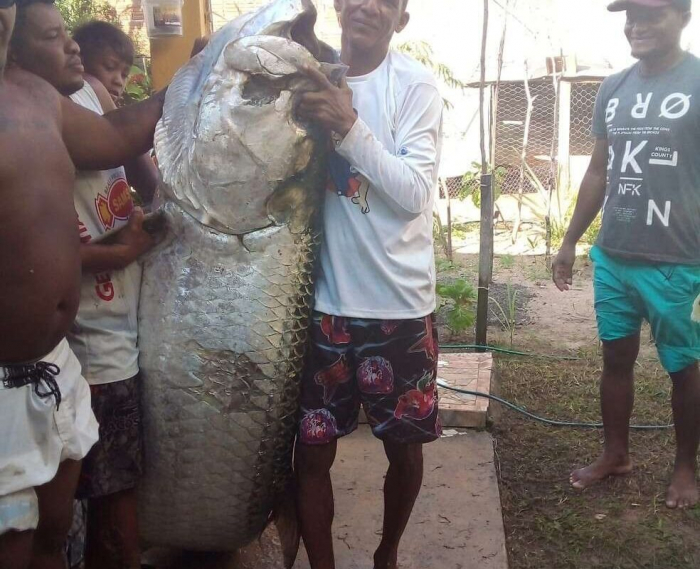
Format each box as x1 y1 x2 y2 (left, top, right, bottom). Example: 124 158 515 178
546 58 564 261
512 64 534 243
446 187 453 261
557 80 572 207
149 0 210 90
476 173 494 349
475 0 492 350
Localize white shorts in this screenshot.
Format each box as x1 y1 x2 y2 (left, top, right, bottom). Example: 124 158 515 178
0 339 99 534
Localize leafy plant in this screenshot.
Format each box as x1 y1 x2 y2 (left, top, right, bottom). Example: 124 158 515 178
56 0 119 33
459 161 505 207
526 235 540 252
437 280 477 334
396 40 465 110
435 258 457 274
518 165 602 251
516 163 572 251
490 282 518 348
448 221 478 243
433 211 450 259
122 64 153 105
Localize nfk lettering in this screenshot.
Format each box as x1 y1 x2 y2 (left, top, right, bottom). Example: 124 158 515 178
606 92 692 122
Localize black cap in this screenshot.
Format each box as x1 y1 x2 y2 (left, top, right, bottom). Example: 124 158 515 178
608 0 691 11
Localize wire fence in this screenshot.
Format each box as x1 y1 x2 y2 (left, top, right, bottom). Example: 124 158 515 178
440 78 601 204
569 81 600 157
494 80 558 195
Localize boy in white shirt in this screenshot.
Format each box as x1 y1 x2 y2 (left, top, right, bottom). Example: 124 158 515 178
296 1 443 568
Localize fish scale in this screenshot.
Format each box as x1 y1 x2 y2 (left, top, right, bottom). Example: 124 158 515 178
139 203 323 550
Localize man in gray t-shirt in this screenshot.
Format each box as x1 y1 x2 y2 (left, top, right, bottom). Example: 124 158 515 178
553 0 700 509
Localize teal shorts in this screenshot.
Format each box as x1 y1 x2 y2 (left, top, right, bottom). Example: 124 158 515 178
591 245 700 373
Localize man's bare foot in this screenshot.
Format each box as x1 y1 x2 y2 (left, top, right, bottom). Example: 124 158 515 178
665 465 698 509
570 454 633 489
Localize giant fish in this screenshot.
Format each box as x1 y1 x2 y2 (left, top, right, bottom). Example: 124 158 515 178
137 0 343 558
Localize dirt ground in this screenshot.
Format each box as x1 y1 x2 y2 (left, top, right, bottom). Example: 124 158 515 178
435 247 700 569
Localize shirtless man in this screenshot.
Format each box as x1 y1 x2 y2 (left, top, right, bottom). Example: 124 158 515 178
0 1 165 567
9 5 156 566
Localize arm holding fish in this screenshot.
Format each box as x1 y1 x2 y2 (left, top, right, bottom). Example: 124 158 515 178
76 77 157 272
86 74 159 205
297 66 442 216
123 154 159 206
81 207 155 272
60 88 166 172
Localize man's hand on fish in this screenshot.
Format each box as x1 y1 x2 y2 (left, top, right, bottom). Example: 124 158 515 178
110 207 157 265
297 64 357 137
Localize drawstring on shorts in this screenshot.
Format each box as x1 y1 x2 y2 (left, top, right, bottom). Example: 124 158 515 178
2 362 62 410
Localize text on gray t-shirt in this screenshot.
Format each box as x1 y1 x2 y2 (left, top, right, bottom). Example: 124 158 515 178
592 53 700 265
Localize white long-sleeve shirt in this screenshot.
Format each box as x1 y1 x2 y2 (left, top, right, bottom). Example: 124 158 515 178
314 50 444 319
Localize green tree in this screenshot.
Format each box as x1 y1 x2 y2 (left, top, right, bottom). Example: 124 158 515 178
395 40 465 109
55 0 120 33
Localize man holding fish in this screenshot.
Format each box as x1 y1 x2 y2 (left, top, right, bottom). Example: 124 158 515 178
296 1 444 568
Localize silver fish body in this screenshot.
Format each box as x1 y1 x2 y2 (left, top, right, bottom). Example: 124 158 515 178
137 0 341 552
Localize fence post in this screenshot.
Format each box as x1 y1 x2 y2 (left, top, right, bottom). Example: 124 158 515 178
475 173 494 350
446 187 453 261
476 0 492 350
557 79 572 208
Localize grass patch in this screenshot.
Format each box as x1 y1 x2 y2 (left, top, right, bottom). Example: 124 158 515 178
450 221 480 242
499 254 515 269
524 257 551 283
492 344 700 568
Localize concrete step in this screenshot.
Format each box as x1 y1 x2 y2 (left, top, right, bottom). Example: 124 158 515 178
437 352 493 428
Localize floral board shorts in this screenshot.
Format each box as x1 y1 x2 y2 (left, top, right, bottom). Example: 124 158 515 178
76 374 143 499
299 312 442 446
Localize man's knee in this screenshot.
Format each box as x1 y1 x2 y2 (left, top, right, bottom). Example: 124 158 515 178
384 441 423 472
33 461 82 557
32 509 73 557
0 530 33 569
602 335 640 375
670 361 700 385
296 440 337 477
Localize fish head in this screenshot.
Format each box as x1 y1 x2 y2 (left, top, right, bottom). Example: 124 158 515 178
155 0 346 235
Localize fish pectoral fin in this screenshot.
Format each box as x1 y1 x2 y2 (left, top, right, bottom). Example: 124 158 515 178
272 480 301 569
267 183 316 234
